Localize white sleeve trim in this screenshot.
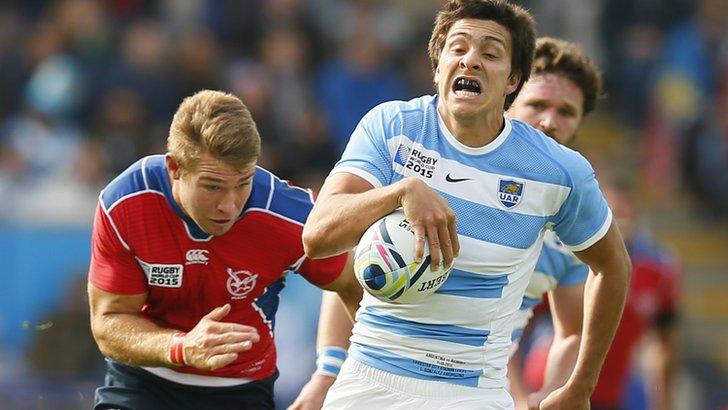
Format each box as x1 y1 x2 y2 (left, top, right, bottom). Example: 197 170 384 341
99 198 131 252
565 208 613 252
328 167 382 189
265 172 275 210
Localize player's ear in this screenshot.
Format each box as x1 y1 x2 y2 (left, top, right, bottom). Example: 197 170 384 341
505 71 521 96
433 65 441 87
166 154 182 180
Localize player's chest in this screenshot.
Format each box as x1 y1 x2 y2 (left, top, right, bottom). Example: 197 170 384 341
131 227 295 301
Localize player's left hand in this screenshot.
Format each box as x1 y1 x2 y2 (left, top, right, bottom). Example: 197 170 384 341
532 385 590 410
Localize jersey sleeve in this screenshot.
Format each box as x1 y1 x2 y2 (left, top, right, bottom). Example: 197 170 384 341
551 156 612 252
556 253 589 287
88 203 148 294
295 252 349 287
330 103 396 188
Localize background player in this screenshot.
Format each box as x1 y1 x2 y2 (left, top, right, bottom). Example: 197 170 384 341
520 182 681 410
302 1 631 408
505 37 604 409
87 90 360 409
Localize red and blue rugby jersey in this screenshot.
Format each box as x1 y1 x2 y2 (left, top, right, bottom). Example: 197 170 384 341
89 154 346 382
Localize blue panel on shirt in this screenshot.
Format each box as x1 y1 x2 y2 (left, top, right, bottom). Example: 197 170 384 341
435 270 510 299
535 236 590 287
100 156 152 210
358 307 489 347
269 179 313 225
440 191 548 249
520 296 543 309
244 166 275 210
255 276 286 332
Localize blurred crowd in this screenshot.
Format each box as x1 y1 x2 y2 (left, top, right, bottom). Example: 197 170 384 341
0 0 725 226
0 0 727 408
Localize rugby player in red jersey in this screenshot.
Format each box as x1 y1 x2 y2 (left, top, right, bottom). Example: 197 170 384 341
88 90 361 410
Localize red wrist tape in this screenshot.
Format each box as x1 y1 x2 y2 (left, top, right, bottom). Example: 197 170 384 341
169 332 187 365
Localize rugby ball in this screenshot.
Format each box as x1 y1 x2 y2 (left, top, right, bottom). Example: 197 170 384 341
354 209 453 303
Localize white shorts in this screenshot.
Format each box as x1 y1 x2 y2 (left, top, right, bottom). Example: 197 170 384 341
322 359 514 410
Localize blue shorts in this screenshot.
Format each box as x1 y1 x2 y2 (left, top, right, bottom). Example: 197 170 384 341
95 360 277 410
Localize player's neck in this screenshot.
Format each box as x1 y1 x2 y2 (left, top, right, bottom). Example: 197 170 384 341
438 106 505 148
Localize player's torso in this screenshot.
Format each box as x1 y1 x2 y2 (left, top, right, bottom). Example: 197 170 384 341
123 199 295 331
102 156 310 380
350 98 576 388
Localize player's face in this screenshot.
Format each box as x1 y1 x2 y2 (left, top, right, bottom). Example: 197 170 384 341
170 152 256 236
507 73 584 145
435 19 519 122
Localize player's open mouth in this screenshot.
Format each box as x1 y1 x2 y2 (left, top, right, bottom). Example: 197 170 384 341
452 76 482 97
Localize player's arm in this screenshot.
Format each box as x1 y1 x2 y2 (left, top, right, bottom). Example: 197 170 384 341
288 291 356 410
302 173 458 270
88 284 260 371
528 282 585 408
537 222 631 409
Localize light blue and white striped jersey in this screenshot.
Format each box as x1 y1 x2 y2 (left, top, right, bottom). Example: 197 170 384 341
332 95 611 389
509 230 589 350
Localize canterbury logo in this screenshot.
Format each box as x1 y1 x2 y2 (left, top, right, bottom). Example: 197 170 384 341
185 249 209 265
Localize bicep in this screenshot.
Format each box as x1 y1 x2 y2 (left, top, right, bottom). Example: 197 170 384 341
317 172 376 202
88 282 147 319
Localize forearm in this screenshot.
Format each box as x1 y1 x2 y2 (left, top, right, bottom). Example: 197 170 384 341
566 269 628 393
296 290 357 407
92 312 177 367
303 179 405 258
317 291 356 350
540 333 580 394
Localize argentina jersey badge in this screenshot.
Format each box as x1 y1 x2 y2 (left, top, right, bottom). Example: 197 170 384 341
498 179 524 208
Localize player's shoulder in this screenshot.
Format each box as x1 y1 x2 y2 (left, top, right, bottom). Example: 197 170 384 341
245 166 315 226
362 95 436 127
508 119 596 186
99 154 167 212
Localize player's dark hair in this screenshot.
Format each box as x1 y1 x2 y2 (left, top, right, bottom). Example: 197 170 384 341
428 0 536 109
532 37 603 115
168 90 260 172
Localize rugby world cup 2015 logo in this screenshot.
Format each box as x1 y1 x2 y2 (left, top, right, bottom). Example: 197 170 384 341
498 179 524 208
394 143 412 167
226 268 258 299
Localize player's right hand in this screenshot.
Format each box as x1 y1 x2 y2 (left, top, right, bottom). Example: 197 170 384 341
399 177 459 271
287 374 337 410
181 304 259 371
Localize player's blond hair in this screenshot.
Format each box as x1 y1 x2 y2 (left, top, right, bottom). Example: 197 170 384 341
167 90 260 172
428 0 536 110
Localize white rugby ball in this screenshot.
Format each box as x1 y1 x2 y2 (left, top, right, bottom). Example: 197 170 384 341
354 209 453 304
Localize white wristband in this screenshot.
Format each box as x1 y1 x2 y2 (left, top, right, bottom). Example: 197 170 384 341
315 346 348 378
